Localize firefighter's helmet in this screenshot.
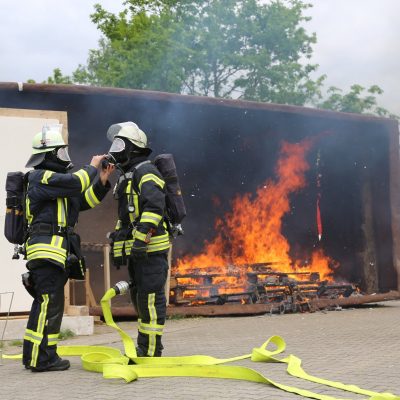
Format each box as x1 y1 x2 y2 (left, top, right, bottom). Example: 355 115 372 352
107 121 149 150
25 124 68 168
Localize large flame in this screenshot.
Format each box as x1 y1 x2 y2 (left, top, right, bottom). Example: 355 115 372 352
174 137 336 291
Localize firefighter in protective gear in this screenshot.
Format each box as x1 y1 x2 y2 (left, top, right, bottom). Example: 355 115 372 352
107 121 170 357
22 124 115 372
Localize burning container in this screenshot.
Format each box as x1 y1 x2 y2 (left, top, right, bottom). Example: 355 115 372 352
0 82 399 313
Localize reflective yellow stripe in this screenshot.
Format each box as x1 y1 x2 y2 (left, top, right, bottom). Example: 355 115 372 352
57 198 67 226
141 211 162 226
84 185 100 208
134 194 139 219
134 231 147 242
30 294 49 367
147 241 170 253
115 220 122 230
26 249 66 259
73 169 90 192
27 251 66 265
125 181 139 222
149 233 169 244
51 235 64 248
26 196 33 224
26 248 66 258
147 293 157 357
24 329 43 345
26 240 67 265
113 241 124 257
124 240 134 256
48 333 59 346
27 242 66 255
26 246 66 257
127 232 170 253
41 170 54 185
138 321 164 336
138 174 165 192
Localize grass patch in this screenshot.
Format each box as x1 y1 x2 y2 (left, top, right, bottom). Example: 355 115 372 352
59 329 75 340
167 314 204 321
167 314 186 320
10 340 23 347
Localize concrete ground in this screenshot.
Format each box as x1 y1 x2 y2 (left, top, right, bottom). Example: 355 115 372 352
1 300 400 400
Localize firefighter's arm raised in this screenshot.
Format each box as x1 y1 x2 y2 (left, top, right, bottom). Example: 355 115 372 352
79 163 115 210
31 155 106 200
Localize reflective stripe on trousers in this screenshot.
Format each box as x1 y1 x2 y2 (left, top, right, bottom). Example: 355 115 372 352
128 253 168 357
22 263 67 368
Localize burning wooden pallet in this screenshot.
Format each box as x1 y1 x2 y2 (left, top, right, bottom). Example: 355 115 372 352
170 264 356 312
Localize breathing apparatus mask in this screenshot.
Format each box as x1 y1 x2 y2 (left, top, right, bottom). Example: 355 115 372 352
43 146 74 172
103 137 146 171
55 147 73 169
53 146 73 169
107 137 127 165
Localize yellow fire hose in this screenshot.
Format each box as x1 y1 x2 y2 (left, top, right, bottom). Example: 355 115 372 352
4 286 399 400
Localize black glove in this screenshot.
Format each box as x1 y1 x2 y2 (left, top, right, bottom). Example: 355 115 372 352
130 240 148 262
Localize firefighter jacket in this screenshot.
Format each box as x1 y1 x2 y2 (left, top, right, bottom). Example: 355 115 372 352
25 165 110 269
112 158 170 265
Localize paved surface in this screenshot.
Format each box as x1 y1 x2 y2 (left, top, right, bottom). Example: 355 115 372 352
1 300 400 400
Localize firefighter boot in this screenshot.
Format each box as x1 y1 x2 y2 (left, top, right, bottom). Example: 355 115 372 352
31 357 70 372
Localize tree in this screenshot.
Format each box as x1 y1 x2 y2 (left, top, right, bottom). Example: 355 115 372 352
27 68 73 85
72 0 324 104
45 0 396 118
45 68 73 84
72 3 187 92
315 84 397 118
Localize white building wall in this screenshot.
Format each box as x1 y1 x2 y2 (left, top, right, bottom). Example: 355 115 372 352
0 110 67 313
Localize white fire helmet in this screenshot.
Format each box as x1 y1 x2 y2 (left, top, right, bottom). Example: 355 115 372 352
106 121 149 150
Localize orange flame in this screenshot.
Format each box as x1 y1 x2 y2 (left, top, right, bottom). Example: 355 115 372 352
174 138 336 289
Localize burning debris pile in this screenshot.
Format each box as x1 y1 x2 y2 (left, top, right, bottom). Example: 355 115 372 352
170 262 357 312
170 136 359 312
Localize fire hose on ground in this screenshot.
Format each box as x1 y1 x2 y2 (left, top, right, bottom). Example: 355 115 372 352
3 281 399 400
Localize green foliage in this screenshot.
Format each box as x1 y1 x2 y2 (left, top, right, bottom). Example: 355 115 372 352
71 0 324 104
44 68 73 85
43 0 395 117
166 313 186 320
167 314 203 320
9 339 23 347
59 328 76 340
73 2 187 92
315 84 398 119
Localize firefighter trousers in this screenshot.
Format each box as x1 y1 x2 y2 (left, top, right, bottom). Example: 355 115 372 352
22 263 68 369
128 253 169 357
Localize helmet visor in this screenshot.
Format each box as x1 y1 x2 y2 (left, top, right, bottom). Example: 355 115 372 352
56 147 71 163
109 137 126 154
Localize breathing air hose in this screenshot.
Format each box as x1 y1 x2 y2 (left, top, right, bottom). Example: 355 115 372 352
4 281 399 400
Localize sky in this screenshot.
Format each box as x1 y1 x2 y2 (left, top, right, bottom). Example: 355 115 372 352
0 0 399 115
